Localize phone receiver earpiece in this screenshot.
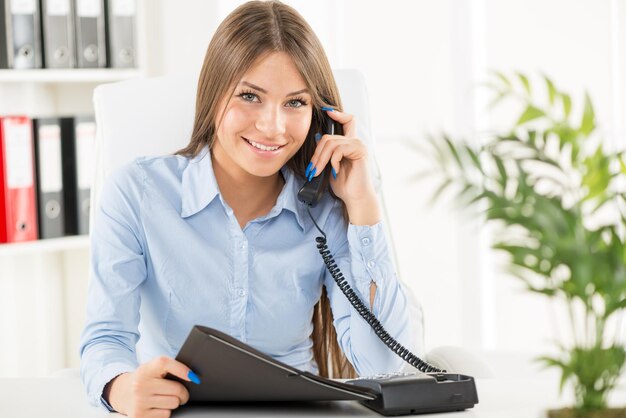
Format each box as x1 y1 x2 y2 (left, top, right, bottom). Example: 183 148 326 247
297 112 335 207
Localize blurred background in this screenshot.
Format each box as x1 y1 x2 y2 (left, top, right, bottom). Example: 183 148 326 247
0 0 624 378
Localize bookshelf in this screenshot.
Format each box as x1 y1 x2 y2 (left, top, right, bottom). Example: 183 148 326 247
0 69 141 83
0 0 150 378
0 235 89 257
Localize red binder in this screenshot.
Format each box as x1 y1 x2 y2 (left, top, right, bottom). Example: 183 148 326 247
0 116 38 243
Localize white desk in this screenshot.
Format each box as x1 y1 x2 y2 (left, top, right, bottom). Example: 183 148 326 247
1 376 625 418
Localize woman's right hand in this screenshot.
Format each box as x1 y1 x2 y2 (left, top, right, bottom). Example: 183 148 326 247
105 356 197 418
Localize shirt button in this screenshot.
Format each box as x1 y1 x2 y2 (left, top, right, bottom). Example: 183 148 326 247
361 237 371 246
367 260 376 268
241 242 247 250
238 289 247 297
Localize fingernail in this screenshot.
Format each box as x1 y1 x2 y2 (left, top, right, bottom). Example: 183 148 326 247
315 132 322 142
308 167 316 182
321 106 334 112
332 167 337 179
188 370 201 385
305 161 313 177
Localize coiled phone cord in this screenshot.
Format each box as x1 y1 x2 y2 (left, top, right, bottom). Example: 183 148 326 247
306 205 444 374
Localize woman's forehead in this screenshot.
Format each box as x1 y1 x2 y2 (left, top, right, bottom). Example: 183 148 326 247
238 51 309 95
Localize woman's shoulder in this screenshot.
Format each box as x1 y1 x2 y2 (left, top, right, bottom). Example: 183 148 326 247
110 153 188 185
104 153 190 201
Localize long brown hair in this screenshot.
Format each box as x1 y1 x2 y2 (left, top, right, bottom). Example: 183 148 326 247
176 0 356 379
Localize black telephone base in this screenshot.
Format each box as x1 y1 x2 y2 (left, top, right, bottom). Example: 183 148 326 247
346 372 479 416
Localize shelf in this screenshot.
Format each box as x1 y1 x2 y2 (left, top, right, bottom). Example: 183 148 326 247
0 235 90 256
0 69 142 84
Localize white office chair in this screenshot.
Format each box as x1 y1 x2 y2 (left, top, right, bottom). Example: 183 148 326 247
90 69 493 378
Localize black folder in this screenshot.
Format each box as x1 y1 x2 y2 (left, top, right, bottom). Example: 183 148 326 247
59 117 79 236
170 326 377 403
0 0 43 68
33 117 81 238
33 118 66 239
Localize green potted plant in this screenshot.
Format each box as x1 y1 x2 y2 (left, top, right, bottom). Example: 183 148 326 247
422 72 626 417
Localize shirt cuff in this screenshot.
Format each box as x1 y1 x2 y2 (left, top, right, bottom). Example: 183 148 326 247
90 362 136 412
347 221 392 288
100 396 116 412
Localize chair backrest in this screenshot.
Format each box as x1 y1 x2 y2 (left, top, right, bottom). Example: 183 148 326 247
92 69 425 355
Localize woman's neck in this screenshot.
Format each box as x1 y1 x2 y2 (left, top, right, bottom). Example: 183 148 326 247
210 145 284 227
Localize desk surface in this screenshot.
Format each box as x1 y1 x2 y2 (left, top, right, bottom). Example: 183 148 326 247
1 376 625 418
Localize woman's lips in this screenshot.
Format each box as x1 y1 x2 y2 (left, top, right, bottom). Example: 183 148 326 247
242 136 284 152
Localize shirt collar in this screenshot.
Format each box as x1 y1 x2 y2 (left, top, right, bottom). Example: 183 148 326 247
277 165 308 231
180 146 308 231
181 146 220 218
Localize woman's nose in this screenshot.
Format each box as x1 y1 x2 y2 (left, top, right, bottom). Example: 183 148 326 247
255 106 286 138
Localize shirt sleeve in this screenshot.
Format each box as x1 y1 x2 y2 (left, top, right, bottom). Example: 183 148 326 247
78 162 147 410
321 200 419 376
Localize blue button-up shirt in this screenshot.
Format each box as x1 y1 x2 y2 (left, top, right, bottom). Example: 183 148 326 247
79 146 414 409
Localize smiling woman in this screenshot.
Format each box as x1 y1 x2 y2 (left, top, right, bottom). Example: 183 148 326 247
78 1 414 417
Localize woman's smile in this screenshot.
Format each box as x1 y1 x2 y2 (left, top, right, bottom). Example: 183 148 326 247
242 136 286 155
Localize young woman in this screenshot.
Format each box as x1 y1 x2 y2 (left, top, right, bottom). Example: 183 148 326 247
80 1 416 416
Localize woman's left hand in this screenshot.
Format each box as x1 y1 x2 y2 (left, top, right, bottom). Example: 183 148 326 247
307 109 381 225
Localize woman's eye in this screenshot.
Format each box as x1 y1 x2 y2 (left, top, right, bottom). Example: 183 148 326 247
287 99 306 108
239 92 259 102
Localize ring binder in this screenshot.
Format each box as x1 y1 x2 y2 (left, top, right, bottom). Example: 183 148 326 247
0 116 38 243
0 0 43 69
41 0 76 68
104 0 136 68
75 0 106 68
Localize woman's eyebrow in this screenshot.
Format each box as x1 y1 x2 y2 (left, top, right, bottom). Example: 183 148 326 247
240 81 309 97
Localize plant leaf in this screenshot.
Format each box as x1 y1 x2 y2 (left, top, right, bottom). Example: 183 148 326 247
516 105 545 126
517 72 531 95
429 178 453 205
490 70 512 90
560 93 572 119
443 136 463 169
579 92 596 136
543 74 557 105
493 155 508 187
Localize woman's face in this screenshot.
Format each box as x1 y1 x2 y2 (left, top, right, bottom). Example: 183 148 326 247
213 51 313 179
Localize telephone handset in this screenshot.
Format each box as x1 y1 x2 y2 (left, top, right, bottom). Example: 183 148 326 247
297 112 335 207
297 112 441 374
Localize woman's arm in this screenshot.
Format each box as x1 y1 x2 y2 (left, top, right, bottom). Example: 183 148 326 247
79 162 147 410
321 200 418 376
307 108 419 375
79 162 194 416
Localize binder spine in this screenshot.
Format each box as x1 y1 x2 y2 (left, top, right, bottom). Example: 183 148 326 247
74 0 106 68
10 0 43 69
60 117 78 235
104 0 135 68
0 116 38 243
0 0 10 68
33 118 65 239
41 0 76 68
73 116 95 234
